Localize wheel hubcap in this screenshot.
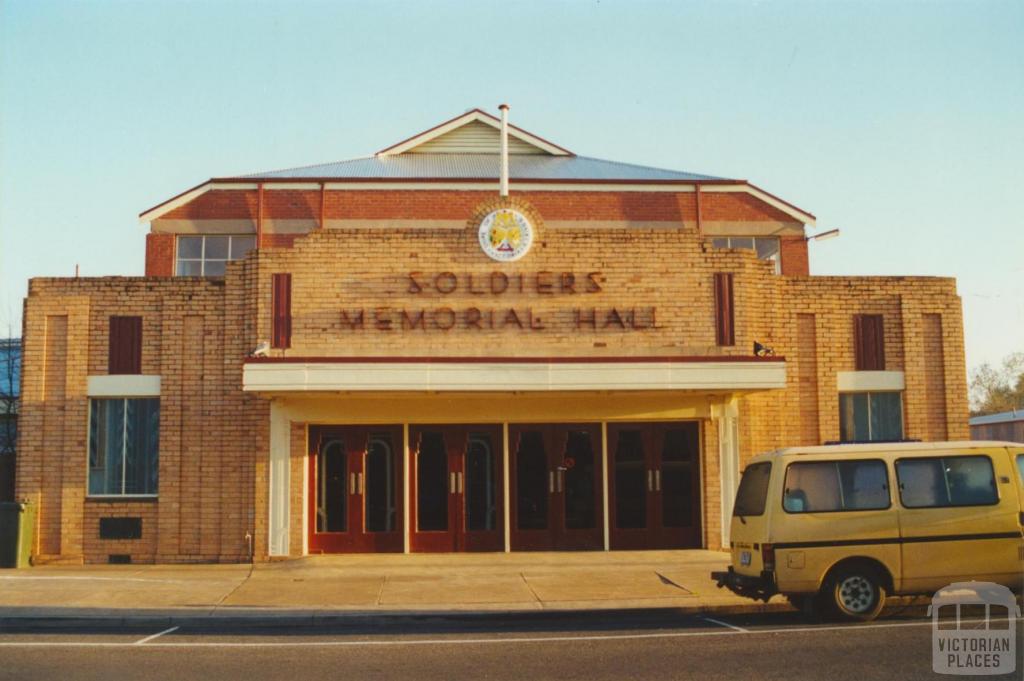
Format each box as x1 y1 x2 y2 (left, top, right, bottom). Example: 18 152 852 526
838 575 874 613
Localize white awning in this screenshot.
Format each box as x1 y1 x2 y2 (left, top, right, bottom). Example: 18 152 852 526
242 359 786 393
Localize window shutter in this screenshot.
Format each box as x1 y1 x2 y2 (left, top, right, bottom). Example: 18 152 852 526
108 316 142 374
271 273 292 349
713 273 735 346
854 314 885 370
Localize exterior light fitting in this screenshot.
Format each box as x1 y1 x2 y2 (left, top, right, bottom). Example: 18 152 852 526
806 228 840 242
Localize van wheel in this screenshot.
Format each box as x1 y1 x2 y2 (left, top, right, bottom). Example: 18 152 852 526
822 564 886 622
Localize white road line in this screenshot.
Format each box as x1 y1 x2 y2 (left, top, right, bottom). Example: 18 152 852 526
701 616 748 633
133 627 179 645
0 618 956 648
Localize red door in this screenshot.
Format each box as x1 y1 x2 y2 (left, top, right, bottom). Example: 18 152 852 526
308 425 404 553
409 425 504 552
608 422 701 549
510 423 603 551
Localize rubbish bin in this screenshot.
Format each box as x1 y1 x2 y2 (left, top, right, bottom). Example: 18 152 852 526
0 501 36 568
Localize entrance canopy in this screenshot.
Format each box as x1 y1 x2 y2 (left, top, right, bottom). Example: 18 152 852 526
243 356 786 393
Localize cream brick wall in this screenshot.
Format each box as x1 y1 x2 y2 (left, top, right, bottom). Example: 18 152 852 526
17 195 968 561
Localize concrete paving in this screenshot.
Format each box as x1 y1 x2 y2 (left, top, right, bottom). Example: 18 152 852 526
0 550 791 623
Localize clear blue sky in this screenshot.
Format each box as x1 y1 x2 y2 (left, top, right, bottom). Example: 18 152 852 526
1 0 1021 370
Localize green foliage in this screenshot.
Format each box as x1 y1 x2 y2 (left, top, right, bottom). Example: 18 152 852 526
969 352 1024 416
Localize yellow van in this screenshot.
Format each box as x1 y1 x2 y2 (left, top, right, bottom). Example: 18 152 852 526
712 441 1024 621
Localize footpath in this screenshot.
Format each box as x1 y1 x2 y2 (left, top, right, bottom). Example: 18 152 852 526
0 549 792 626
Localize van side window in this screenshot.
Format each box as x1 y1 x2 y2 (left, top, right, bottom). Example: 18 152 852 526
896 456 998 508
782 460 889 513
1017 455 1024 485
733 462 772 517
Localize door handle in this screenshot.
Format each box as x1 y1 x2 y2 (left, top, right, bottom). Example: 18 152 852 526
648 469 654 492
450 472 457 494
549 470 555 494
357 472 364 495
457 472 463 494
655 470 661 492
350 472 356 495
557 470 564 493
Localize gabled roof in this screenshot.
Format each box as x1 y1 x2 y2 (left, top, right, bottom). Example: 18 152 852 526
239 154 725 181
376 108 573 156
139 108 818 225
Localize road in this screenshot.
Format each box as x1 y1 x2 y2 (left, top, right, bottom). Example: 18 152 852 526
0 609 1019 680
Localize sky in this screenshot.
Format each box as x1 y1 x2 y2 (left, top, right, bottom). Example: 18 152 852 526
1 0 1021 371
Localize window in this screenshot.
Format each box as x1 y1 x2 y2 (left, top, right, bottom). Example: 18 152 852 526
711 236 780 273
733 462 772 517
176 235 255 276
1017 454 1024 486
783 460 890 513
896 455 998 508
839 392 903 442
88 398 160 496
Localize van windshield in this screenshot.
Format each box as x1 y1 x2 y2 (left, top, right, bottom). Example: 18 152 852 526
733 462 772 517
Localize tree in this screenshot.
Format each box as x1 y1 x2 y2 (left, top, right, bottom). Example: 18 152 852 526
969 352 1024 416
0 337 18 501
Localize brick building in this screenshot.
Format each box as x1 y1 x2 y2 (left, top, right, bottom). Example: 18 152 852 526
16 108 968 564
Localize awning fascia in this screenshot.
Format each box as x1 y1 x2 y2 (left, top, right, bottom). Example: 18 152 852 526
242 358 787 393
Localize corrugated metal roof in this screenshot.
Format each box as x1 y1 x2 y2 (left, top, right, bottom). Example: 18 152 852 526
969 409 1024 426
239 154 728 182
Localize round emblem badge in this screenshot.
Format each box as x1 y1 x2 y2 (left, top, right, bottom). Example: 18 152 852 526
478 208 534 262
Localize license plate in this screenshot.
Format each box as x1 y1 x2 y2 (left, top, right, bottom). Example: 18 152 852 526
740 550 752 567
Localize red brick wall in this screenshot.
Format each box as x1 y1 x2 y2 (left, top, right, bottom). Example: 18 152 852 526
160 188 803 224
145 233 175 276
262 234 301 249
164 189 697 222
164 190 258 220
780 235 809 276
700 191 795 222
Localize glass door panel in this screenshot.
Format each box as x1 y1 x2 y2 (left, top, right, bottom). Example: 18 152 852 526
365 433 395 533
614 430 647 529
515 431 549 531
660 427 697 528
563 430 596 530
316 439 347 533
416 431 449 532
465 434 497 532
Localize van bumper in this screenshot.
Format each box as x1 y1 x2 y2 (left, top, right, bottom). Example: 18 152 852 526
711 566 777 602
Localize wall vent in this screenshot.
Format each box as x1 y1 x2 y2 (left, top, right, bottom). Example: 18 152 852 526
99 517 142 540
